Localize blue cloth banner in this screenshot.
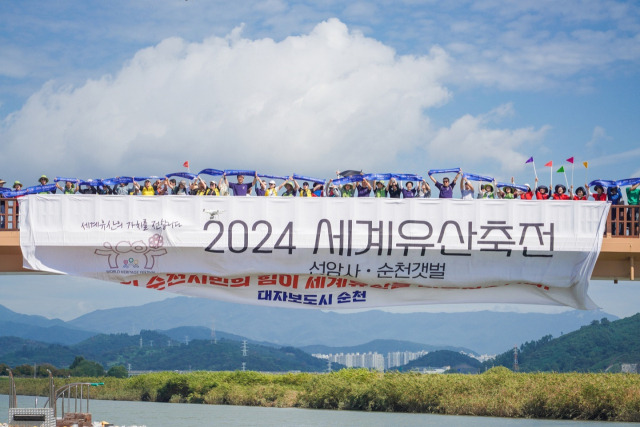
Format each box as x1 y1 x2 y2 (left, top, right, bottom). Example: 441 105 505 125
391 173 423 182
463 173 494 182
166 172 198 180
25 184 57 195
496 182 529 192
589 179 617 188
0 187 11 193
198 168 224 176
2 189 28 198
362 173 391 181
78 179 104 187
54 177 80 183
332 175 363 185
613 177 640 187
223 169 256 176
133 176 163 182
258 174 289 181
428 168 461 175
102 177 134 186
293 174 325 184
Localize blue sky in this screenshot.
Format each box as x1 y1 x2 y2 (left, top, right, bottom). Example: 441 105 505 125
1 0 639 319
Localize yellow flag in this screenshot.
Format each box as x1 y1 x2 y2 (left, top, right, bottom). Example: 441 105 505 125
583 161 588 168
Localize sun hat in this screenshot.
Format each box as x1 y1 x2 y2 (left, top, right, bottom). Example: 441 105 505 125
39 175 49 183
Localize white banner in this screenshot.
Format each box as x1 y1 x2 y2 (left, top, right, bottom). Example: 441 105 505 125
20 195 609 310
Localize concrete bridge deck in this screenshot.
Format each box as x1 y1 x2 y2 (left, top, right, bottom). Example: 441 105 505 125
1 199 639 280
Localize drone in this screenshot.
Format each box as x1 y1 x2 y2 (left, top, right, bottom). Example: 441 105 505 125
202 209 224 220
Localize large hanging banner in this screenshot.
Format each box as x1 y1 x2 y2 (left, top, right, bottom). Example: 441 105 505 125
20 195 610 310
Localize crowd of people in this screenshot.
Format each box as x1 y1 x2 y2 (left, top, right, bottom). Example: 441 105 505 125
1 170 639 204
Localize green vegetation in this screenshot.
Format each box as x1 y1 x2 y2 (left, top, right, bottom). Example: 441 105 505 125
0 331 332 372
1 368 638 421
487 314 640 372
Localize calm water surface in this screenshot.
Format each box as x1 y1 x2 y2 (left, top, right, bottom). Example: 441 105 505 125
1 395 635 426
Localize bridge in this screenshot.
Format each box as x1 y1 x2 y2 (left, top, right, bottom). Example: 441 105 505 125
1 198 639 281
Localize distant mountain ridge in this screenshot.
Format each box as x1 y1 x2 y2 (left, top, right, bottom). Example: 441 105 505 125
301 339 475 355
66 297 620 354
488 314 640 372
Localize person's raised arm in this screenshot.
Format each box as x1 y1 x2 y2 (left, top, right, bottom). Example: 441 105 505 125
453 171 461 186
429 174 437 184
292 176 300 191
363 178 372 190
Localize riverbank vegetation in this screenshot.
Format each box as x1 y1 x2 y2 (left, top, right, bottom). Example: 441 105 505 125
2 368 639 422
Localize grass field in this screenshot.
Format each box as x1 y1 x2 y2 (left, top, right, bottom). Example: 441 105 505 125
2 368 639 422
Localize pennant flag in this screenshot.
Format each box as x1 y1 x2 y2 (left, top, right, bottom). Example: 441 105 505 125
566 157 574 164
183 161 190 168
544 161 553 167
525 157 534 164
583 161 589 168
557 166 565 173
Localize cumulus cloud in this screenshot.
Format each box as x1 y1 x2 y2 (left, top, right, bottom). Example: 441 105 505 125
1 18 547 181
427 104 549 173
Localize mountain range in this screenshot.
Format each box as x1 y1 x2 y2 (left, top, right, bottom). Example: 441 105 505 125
0 300 622 355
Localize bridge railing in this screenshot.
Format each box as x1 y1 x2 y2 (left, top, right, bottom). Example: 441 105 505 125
0 197 19 230
1 197 639 237
605 205 640 238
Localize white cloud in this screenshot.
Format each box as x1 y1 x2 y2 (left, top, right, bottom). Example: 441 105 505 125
1 19 455 179
427 104 550 173
1 18 551 182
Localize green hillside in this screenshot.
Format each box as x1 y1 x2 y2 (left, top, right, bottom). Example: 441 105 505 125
0 331 336 373
399 350 482 373
487 314 640 372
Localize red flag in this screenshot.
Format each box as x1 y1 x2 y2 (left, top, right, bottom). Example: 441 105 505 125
566 157 574 164
544 161 553 167
183 161 189 168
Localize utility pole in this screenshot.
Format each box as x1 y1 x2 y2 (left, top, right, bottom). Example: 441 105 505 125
242 340 248 371
513 346 519 372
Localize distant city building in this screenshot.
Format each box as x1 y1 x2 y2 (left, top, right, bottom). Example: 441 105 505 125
621 363 638 374
314 350 432 372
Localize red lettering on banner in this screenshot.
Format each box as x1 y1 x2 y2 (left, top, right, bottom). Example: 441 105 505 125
146 275 166 290
167 274 186 287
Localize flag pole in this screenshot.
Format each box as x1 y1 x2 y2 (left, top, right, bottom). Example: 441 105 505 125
550 163 553 191
532 160 538 181
564 170 569 188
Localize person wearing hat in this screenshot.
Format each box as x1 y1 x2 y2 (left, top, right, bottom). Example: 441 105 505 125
586 183 606 201
479 182 496 199
518 183 534 200
13 181 23 190
373 179 387 198
502 185 516 200
265 179 279 196
573 186 588 201
534 177 550 200
625 182 640 235
459 175 474 200
552 184 570 200
36 175 56 194
206 180 220 196
282 177 297 197
298 181 313 197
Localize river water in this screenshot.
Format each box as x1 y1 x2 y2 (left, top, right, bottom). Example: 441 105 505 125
1 395 636 426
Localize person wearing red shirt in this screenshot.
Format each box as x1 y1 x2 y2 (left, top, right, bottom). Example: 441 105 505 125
573 186 588 201
534 178 550 200
552 184 571 200
588 184 607 201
